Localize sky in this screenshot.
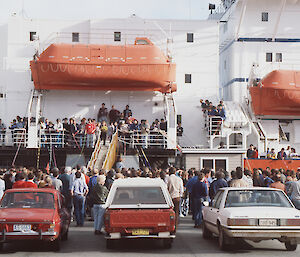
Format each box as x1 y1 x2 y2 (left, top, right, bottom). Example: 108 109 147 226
0 0 221 21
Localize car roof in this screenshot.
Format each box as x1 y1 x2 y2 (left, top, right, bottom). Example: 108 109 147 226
112 177 166 187
5 188 58 194
221 187 284 192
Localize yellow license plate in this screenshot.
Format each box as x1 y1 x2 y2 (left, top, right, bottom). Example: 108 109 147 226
132 229 149 235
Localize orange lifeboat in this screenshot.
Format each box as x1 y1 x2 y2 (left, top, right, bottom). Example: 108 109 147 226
30 38 176 93
249 70 300 117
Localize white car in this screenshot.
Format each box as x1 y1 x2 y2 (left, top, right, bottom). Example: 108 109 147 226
202 187 300 251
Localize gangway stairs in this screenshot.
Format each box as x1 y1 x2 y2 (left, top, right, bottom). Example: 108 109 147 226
88 131 118 171
87 138 109 170
163 93 177 149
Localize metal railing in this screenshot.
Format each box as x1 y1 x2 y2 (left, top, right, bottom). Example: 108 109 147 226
118 130 168 149
2 129 102 149
204 116 224 136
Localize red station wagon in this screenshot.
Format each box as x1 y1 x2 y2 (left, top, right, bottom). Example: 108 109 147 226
0 188 70 251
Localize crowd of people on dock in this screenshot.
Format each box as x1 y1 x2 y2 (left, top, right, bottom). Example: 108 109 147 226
0 164 299 233
247 144 299 159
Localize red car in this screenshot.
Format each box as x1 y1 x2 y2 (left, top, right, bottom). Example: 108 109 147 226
104 178 176 249
0 188 70 251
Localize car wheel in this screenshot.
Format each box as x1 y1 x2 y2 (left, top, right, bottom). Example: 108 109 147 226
0 242 3 251
285 241 297 251
163 239 173 249
50 237 61 252
218 226 230 251
106 239 114 249
61 229 69 241
202 222 213 239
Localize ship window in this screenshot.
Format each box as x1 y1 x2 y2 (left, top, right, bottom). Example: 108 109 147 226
177 115 182 124
114 32 121 42
185 74 192 83
30 32 37 41
276 53 282 62
266 53 272 62
187 33 194 43
201 158 228 171
72 33 79 42
262 12 269 22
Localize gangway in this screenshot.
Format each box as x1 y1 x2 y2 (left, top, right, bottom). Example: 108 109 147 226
88 131 119 171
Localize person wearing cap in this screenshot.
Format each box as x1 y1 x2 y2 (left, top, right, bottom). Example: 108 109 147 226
97 103 108 123
91 175 108 234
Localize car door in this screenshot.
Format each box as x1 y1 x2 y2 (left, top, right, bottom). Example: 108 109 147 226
58 194 70 233
206 190 225 234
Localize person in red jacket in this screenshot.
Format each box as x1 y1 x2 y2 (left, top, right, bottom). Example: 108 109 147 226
85 119 96 148
12 173 26 188
23 173 38 188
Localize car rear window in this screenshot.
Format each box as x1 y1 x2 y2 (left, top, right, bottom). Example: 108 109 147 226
225 190 293 208
111 187 167 205
1 192 55 209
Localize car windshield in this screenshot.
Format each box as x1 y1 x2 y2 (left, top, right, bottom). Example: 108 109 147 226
0 192 55 209
225 190 293 208
111 187 167 205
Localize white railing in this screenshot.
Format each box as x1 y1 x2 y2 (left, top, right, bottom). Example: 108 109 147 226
3 129 98 149
118 130 168 149
204 116 224 136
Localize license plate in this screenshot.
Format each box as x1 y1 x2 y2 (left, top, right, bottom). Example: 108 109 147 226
259 219 277 226
132 229 149 235
13 224 32 231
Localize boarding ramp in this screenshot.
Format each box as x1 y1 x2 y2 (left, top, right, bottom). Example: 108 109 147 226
88 131 118 171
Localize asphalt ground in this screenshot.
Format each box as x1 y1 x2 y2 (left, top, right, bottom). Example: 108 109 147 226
1 215 299 257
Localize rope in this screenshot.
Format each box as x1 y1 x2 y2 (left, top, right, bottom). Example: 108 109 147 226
52 146 57 168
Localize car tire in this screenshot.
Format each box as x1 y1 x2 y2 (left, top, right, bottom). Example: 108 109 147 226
106 239 114 249
218 226 230 251
0 242 3 251
163 239 173 249
50 237 61 252
285 241 297 251
61 229 69 241
202 222 213 239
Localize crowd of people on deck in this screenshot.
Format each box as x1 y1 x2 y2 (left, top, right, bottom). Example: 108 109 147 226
247 144 299 159
0 103 170 149
200 99 226 119
0 163 299 233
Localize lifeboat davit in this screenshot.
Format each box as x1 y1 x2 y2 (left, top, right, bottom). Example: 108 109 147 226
30 38 176 93
249 70 300 117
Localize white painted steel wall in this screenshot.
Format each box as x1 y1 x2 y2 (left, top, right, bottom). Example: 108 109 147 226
0 15 219 147
218 0 300 153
